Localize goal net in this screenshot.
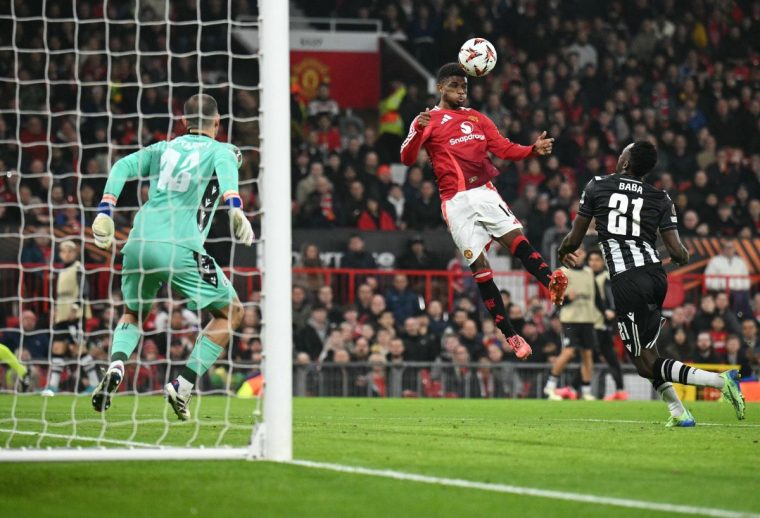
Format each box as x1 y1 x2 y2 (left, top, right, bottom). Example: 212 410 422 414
0 0 292 461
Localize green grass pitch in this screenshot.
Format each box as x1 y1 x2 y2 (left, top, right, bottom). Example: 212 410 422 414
1 396 758 517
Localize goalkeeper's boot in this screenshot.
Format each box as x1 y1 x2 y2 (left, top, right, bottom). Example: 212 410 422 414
548 269 569 306
91 365 123 412
665 408 696 428
720 370 746 420
165 380 191 421
506 335 532 360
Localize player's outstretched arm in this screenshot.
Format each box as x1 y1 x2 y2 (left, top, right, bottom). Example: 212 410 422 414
92 149 152 249
557 215 592 268
661 229 689 266
400 109 430 165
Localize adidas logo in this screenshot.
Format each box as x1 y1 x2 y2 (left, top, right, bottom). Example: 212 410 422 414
441 114 452 125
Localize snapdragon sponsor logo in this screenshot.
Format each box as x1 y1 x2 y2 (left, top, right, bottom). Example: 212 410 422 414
449 133 486 145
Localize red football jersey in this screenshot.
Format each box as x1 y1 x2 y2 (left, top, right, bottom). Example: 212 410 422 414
400 106 534 201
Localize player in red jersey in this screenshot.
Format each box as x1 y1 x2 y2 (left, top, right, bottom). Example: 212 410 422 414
400 63 569 359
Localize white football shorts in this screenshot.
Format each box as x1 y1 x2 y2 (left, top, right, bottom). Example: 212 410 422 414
441 184 522 266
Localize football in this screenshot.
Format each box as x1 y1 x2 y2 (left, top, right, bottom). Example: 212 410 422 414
458 37 497 77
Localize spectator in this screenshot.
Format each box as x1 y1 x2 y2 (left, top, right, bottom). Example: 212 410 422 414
741 319 760 358
396 236 442 271
688 332 720 364
458 319 486 360
354 283 374 320
295 306 330 362
541 209 570 262
704 240 751 316
341 235 377 269
294 244 327 293
425 300 448 339
292 285 312 333
1 310 49 359
714 292 742 336
403 180 442 230
724 335 754 380
308 83 340 122
405 315 437 362
316 285 344 327
384 274 420 324
357 197 397 231
441 345 481 398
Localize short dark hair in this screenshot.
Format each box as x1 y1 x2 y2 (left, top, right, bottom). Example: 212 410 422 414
436 62 466 83
184 94 218 129
628 140 658 177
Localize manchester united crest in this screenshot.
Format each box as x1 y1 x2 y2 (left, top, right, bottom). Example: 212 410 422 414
291 58 331 100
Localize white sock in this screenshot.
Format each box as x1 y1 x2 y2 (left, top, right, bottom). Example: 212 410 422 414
108 360 124 376
81 354 100 386
545 375 558 391
656 359 723 388
177 375 194 397
581 384 592 397
655 381 685 417
47 357 65 390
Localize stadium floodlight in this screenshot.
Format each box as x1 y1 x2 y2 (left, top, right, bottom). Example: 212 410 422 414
0 0 291 462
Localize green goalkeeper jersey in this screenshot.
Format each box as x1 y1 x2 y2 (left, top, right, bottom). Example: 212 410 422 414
102 134 242 254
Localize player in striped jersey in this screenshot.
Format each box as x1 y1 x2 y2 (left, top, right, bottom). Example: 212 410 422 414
557 141 745 426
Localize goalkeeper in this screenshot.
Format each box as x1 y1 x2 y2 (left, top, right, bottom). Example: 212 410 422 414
90 94 253 421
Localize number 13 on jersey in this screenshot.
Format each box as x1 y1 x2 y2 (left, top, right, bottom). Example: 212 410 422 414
608 193 643 236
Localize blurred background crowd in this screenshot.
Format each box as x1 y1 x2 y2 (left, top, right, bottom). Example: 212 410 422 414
1 0 759 395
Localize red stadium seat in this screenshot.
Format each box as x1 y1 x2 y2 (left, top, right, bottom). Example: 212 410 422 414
663 276 685 309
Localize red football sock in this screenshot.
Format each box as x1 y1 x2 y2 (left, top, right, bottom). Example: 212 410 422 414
509 235 552 288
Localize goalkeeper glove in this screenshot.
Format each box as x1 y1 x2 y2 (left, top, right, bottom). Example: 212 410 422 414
92 213 115 249
229 208 254 246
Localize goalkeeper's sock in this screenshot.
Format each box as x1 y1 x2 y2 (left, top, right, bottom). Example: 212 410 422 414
652 378 685 418
545 375 559 392
653 358 723 388
179 335 224 391
0 343 27 378
111 322 141 362
509 235 552 288
474 270 516 338
47 355 65 391
81 354 100 386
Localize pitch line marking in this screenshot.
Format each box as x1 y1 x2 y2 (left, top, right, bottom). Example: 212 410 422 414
0 428 159 448
562 418 760 428
289 460 759 518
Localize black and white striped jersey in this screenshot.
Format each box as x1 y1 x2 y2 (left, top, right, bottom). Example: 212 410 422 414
577 174 677 276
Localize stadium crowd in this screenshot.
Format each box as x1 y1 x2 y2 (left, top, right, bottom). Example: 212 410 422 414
1 0 760 394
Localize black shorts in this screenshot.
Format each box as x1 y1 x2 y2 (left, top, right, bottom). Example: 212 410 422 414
53 319 82 344
561 323 596 350
611 264 667 357
595 328 614 350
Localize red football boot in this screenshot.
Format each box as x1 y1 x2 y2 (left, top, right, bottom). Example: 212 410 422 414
548 269 569 306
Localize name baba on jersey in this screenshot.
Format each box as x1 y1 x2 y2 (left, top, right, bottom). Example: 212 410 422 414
619 182 643 194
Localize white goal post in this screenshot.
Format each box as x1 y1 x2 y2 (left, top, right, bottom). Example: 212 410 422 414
0 0 291 462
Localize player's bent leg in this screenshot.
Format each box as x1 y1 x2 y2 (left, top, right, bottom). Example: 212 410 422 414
166 299 244 421
92 308 147 412
628 344 693 426
544 347 576 400
495 229 567 305
42 339 68 396
651 357 745 420
470 254 531 359
580 349 596 400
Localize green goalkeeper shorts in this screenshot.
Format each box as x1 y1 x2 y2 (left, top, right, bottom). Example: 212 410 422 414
121 241 236 313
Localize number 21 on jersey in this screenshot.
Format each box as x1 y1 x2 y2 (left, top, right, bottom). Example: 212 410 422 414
608 193 643 236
